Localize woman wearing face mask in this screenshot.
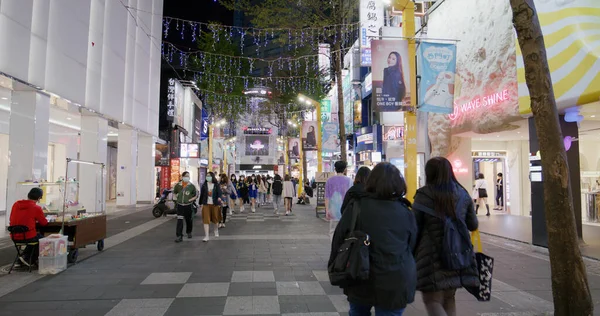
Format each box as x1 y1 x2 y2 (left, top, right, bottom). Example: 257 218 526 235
258 175 267 207
219 174 237 228
382 51 407 104
173 171 198 243
237 175 249 213
199 172 222 242
247 175 258 213
230 174 238 214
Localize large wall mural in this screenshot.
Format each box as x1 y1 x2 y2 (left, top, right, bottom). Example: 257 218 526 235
426 0 521 156
517 0 600 114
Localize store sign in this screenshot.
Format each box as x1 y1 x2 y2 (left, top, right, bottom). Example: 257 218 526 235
449 89 510 121
200 108 209 140
383 125 404 141
451 159 469 174
357 133 373 144
472 151 506 157
243 126 272 134
363 73 372 95
167 78 176 121
319 44 331 82
360 0 383 66
193 106 202 143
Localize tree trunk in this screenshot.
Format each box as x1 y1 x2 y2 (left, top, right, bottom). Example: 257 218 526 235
510 1 593 315
335 46 347 162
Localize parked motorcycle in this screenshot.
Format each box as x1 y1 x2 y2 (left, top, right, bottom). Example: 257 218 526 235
152 189 177 218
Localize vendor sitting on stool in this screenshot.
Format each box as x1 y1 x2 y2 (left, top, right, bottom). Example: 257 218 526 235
9 187 48 267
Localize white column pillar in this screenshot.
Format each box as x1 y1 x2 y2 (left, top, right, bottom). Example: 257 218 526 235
6 91 50 225
116 126 137 206
79 116 108 213
136 135 155 204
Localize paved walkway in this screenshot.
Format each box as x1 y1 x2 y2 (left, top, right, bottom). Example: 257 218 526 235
0 203 599 315
478 214 600 260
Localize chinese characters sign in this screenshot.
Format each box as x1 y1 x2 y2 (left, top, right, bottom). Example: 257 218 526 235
167 78 176 121
360 0 383 66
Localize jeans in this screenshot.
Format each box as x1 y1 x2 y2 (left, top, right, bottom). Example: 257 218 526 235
422 289 457 316
176 204 193 237
349 302 405 316
273 194 282 211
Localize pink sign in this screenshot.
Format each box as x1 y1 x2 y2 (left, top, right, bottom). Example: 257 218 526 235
449 89 510 121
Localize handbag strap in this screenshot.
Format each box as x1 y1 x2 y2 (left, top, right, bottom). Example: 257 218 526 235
349 199 361 233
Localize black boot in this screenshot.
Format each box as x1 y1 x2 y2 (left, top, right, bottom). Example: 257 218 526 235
475 204 479 215
486 205 490 216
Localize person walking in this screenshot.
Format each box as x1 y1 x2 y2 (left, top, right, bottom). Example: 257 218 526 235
330 162 417 316
173 171 198 243
495 173 503 210
272 174 284 214
325 161 353 239
258 175 267 207
219 174 236 228
236 175 249 213
199 171 222 242
340 166 371 214
248 175 258 213
413 157 479 316
229 174 238 214
474 173 490 216
283 174 295 216
266 175 273 203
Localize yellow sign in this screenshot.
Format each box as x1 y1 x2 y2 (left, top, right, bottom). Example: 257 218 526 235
518 1 600 114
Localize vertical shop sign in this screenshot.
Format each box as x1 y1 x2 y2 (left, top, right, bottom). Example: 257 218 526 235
418 42 457 114
360 0 383 66
160 166 171 192
320 100 331 122
200 108 209 140
170 159 180 189
319 44 331 82
193 105 202 143
371 40 412 112
167 78 176 121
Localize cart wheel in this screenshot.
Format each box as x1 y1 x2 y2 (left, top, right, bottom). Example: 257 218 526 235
67 249 79 264
97 240 104 251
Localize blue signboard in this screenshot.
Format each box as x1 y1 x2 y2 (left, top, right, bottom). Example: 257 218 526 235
418 42 457 114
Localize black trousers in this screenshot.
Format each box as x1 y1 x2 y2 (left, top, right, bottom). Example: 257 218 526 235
176 204 193 237
21 233 43 263
496 189 504 207
221 206 228 223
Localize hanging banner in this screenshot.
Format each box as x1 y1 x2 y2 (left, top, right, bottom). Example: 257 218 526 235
301 121 318 151
319 44 331 82
321 122 340 153
371 40 411 112
360 0 384 66
419 42 457 114
200 108 209 141
213 139 224 160
320 100 331 122
288 138 300 159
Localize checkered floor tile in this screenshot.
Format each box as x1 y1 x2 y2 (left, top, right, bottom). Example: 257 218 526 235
102 270 347 316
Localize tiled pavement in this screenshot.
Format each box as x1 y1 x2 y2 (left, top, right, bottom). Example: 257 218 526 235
1 203 600 315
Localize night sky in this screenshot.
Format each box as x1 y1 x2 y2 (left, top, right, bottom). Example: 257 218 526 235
163 1 233 47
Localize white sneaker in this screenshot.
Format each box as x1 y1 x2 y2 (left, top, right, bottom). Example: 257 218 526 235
252 208 256 213
222 223 226 228
203 236 209 242
215 231 219 237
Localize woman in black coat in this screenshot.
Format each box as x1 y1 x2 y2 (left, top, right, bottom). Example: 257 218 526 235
330 162 417 315
413 157 479 316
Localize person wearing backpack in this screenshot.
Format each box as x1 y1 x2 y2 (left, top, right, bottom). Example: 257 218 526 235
413 157 479 316
329 162 417 316
271 174 284 214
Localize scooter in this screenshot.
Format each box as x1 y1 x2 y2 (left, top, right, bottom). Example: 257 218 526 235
152 189 177 218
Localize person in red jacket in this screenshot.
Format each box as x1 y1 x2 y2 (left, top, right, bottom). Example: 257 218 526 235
9 187 48 266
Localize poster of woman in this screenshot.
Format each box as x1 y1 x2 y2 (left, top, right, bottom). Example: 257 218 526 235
302 121 318 151
288 138 300 159
371 40 411 112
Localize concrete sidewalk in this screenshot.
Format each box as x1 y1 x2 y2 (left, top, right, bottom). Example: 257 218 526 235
0 204 598 315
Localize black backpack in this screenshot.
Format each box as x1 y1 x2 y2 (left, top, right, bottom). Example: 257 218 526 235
272 179 283 195
413 191 474 270
328 199 370 287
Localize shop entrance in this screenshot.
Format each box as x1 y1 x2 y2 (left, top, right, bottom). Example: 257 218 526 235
472 151 508 214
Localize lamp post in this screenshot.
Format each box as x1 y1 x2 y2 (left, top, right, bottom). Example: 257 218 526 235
394 0 418 201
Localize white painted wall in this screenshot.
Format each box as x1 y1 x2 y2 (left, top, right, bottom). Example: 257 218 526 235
0 0 164 137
